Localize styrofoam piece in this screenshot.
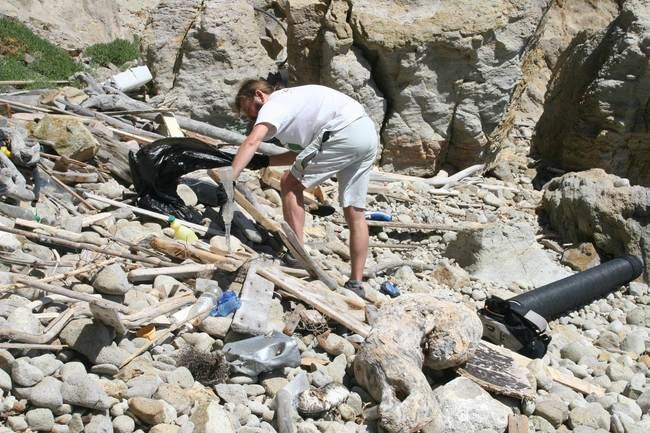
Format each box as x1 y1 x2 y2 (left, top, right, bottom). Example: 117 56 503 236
111 65 152 92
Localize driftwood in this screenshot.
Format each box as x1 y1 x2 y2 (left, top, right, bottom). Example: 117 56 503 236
364 260 436 278
128 263 221 283
279 222 338 290
337 219 483 232
150 238 243 272
353 295 483 433
0 225 173 267
369 164 484 187
0 305 78 344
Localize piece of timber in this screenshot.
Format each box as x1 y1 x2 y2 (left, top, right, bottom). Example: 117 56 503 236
150 238 242 272
457 341 535 400
128 263 220 283
508 415 529 433
90 303 127 336
0 225 173 267
283 304 306 336
13 277 131 314
279 222 337 290
231 262 275 335
157 112 185 137
0 343 68 350
257 267 367 335
480 340 605 397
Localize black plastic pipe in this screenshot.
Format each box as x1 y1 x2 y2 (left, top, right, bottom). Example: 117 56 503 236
509 255 643 321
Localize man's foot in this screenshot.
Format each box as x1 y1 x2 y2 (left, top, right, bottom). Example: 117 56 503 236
344 279 364 297
279 252 304 269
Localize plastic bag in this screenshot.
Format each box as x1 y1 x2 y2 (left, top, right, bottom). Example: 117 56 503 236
128 137 269 221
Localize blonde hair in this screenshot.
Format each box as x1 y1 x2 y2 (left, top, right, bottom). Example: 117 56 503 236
234 79 277 114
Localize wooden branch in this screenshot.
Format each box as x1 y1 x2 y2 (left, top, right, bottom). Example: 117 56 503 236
128 263 221 283
0 225 170 267
279 222 337 290
258 268 368 336
364 260 436 278
369 164 484 187
15 218 108 246
13 277 131 314
38 163 97 211
0 306 77 344
0 258 118 292
0 80 70 86
150 238 242 272
0 343 68 350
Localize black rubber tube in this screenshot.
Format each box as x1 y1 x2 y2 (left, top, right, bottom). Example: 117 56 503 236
509 256 643 321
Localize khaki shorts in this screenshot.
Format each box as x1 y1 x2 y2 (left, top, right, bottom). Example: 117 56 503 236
290 116 378 208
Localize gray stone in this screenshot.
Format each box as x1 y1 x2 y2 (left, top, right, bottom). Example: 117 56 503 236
25 408 54 431
126 374 163 398
30 353 63 377
215 383 248 405
607 363 635 382
637 390 650 414
425 377 511 433
91 363 120 376
31 115 99 161
8 307 42 335
85 415 114 433
163 366 194 389
569 403 611 430
535 398 569 427
529 415 556 433
59 318 127 365
113 414 136 433
0 368 11 391
190 400 237 433
22 376 64 409
154 383 192 415
199 316 233 339
92 263 131 295
0 349 15 372
61 373 112 410
621 334 646 355
11 358 44 387
561 341 599 364
59 362 86 380
7 416 28 431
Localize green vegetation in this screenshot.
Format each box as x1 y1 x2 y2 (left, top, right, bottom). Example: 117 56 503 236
84 38 140 67
0 17 80 84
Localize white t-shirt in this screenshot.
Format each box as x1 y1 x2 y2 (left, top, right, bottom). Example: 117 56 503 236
254 85 366 152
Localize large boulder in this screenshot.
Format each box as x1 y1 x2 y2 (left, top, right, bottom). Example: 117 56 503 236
533 0 650 186
346 0 549 174
542 168 650 279
144 0 279 129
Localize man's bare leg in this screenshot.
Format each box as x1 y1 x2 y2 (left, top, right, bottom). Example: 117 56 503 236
344 206 369 281
280 171 306 243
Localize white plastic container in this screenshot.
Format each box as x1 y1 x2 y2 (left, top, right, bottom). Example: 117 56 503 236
111 65 152 92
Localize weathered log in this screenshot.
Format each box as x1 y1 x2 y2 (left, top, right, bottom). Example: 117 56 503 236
353 295 483 433
0 150 34 201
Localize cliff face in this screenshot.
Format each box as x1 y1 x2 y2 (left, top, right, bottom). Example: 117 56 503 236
4 0 648 185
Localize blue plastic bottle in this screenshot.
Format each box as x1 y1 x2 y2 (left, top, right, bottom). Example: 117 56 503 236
380 281 400 297
211 290 241 317
365 211 393 222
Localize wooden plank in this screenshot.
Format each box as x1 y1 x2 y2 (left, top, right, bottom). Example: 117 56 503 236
283 304 306 336
258 267 368 335
231 263 275 335
0 343 68 350
157 112 185 137
480 340 605 397
457 342 535 400
128 263 220 283
150 238 242 272
280 222 337 290
508 415 529 433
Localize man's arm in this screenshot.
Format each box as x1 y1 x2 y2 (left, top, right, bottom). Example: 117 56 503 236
232 123 271 179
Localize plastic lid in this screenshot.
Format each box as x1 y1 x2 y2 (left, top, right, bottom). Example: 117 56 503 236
167 215 176 223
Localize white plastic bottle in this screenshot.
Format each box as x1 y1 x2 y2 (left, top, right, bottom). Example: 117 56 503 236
187 282 222 325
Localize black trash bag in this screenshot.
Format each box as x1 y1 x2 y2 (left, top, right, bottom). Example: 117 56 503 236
129 137 269 221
